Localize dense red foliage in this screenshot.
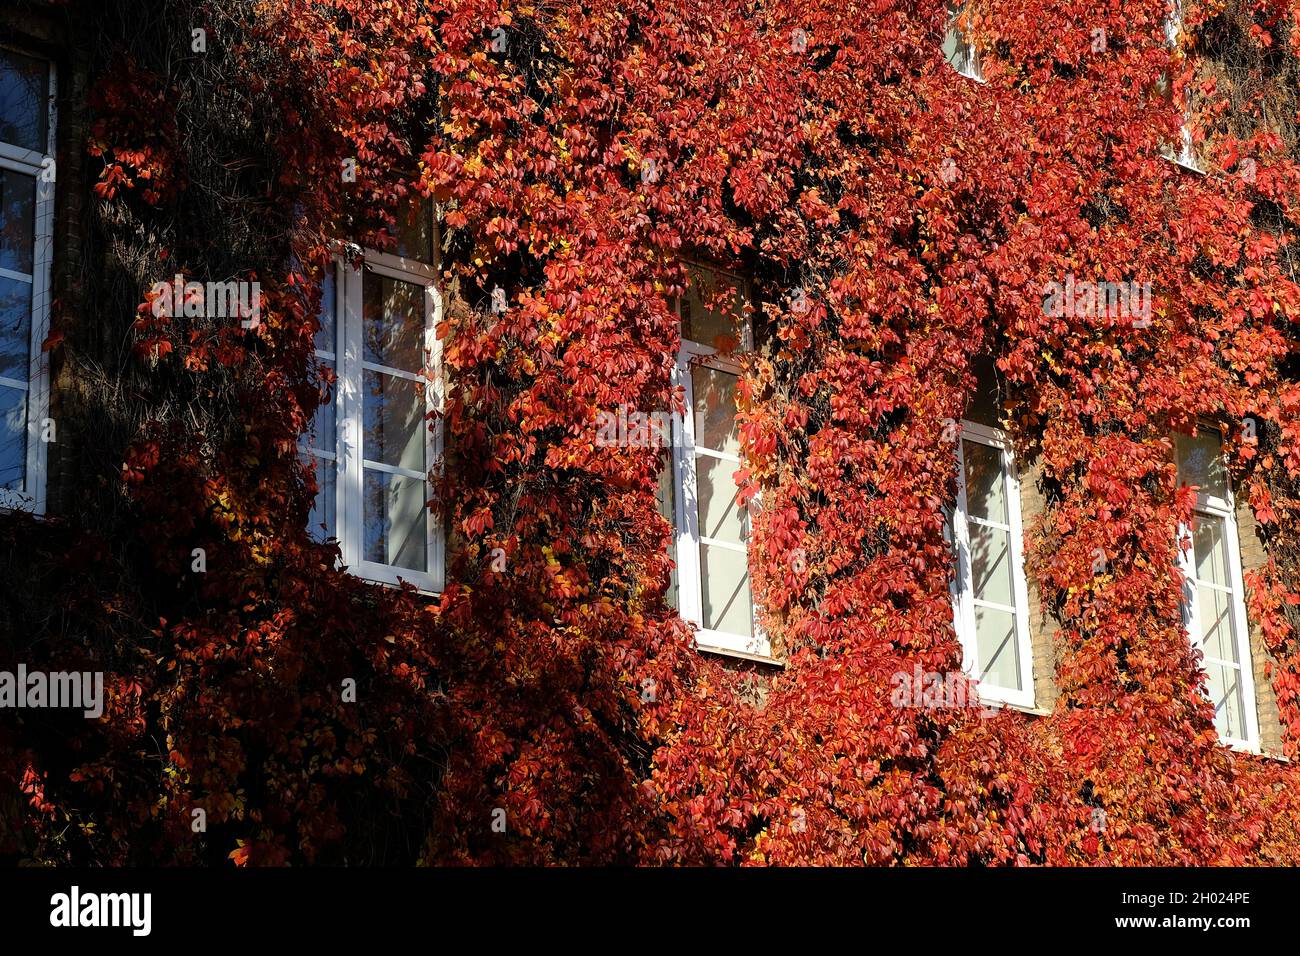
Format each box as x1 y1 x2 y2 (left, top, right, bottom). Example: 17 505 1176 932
4 0 1300 865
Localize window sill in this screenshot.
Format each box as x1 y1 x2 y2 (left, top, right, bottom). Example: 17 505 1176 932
360 576 441 599
1162 152 1206 175
1249 749 1290 764
948 64 986 84
696 640 784 668
0 487 43 514
1221 738 1262 757
331 559 442 599
978 696 1047 718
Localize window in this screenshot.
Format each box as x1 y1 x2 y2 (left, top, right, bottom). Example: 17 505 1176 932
942 1 983 81
664 265 768 658
302 213 444 592
0 48 55 513
950 422 1034 708
1161 0 1201 170
1175 429 1259 750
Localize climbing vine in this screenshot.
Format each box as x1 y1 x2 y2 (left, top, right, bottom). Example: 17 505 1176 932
2 0 1300 865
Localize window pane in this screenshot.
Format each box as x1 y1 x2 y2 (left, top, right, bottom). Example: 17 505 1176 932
363 369 425 471
1176 430 1227 500
691 365 739 454
309 359 335 453
682 267 743 348
969 522 1014 606
1196 583 1238 663
362 269 425 371
700 543 752 637
965 356 1001 427
0 273 32 380
963 440 1007 525
1192 515 1229 588
363 469 428 572
656 462 678 609
314 269 337 355
394 198 433 263
942 3 979 76
1204 660 1246 742
0 168 36 275
306 454 335 542
302 272 336 543
696 454 745 545
0 50 47 153
0 383 26 489
941 23 965 67
974 604 1021 690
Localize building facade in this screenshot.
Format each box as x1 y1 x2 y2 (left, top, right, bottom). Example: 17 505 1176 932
3 0 1298 866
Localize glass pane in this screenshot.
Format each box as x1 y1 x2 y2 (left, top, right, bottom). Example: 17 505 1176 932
362 269 425 371
1204 660 1246 741
306 454 335 542
0 383 26 490
1167 0 1184 42
309 359 335 453
700 543 752 637
394 198 433 263
1192 516 1229 588
363 469 428 572
656 463 678 609
941 23 965 67
942 3 978 76
363 369 425 471
974 604 1020 690
696 454 745 544
682 266 743 348
963 440 1006 525
0 50 47 153
0 168 36 275
969 522 1014 607
0 273 32 380
1176 430 1227 500
1196 583 1238 664
691 365 739 454
948 510 969 593
314 269 336 355
965 356 1001 427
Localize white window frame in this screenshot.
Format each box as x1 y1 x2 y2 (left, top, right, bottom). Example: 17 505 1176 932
304 246 444 593
1176 436 1260 752
950 421 1035 708
1161 0 1203 172
943 1 984 82
0 48 56 515
669 271 769 659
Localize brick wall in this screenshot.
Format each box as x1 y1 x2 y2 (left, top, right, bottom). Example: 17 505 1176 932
1016 453 1060 715
1235 494 1286 756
